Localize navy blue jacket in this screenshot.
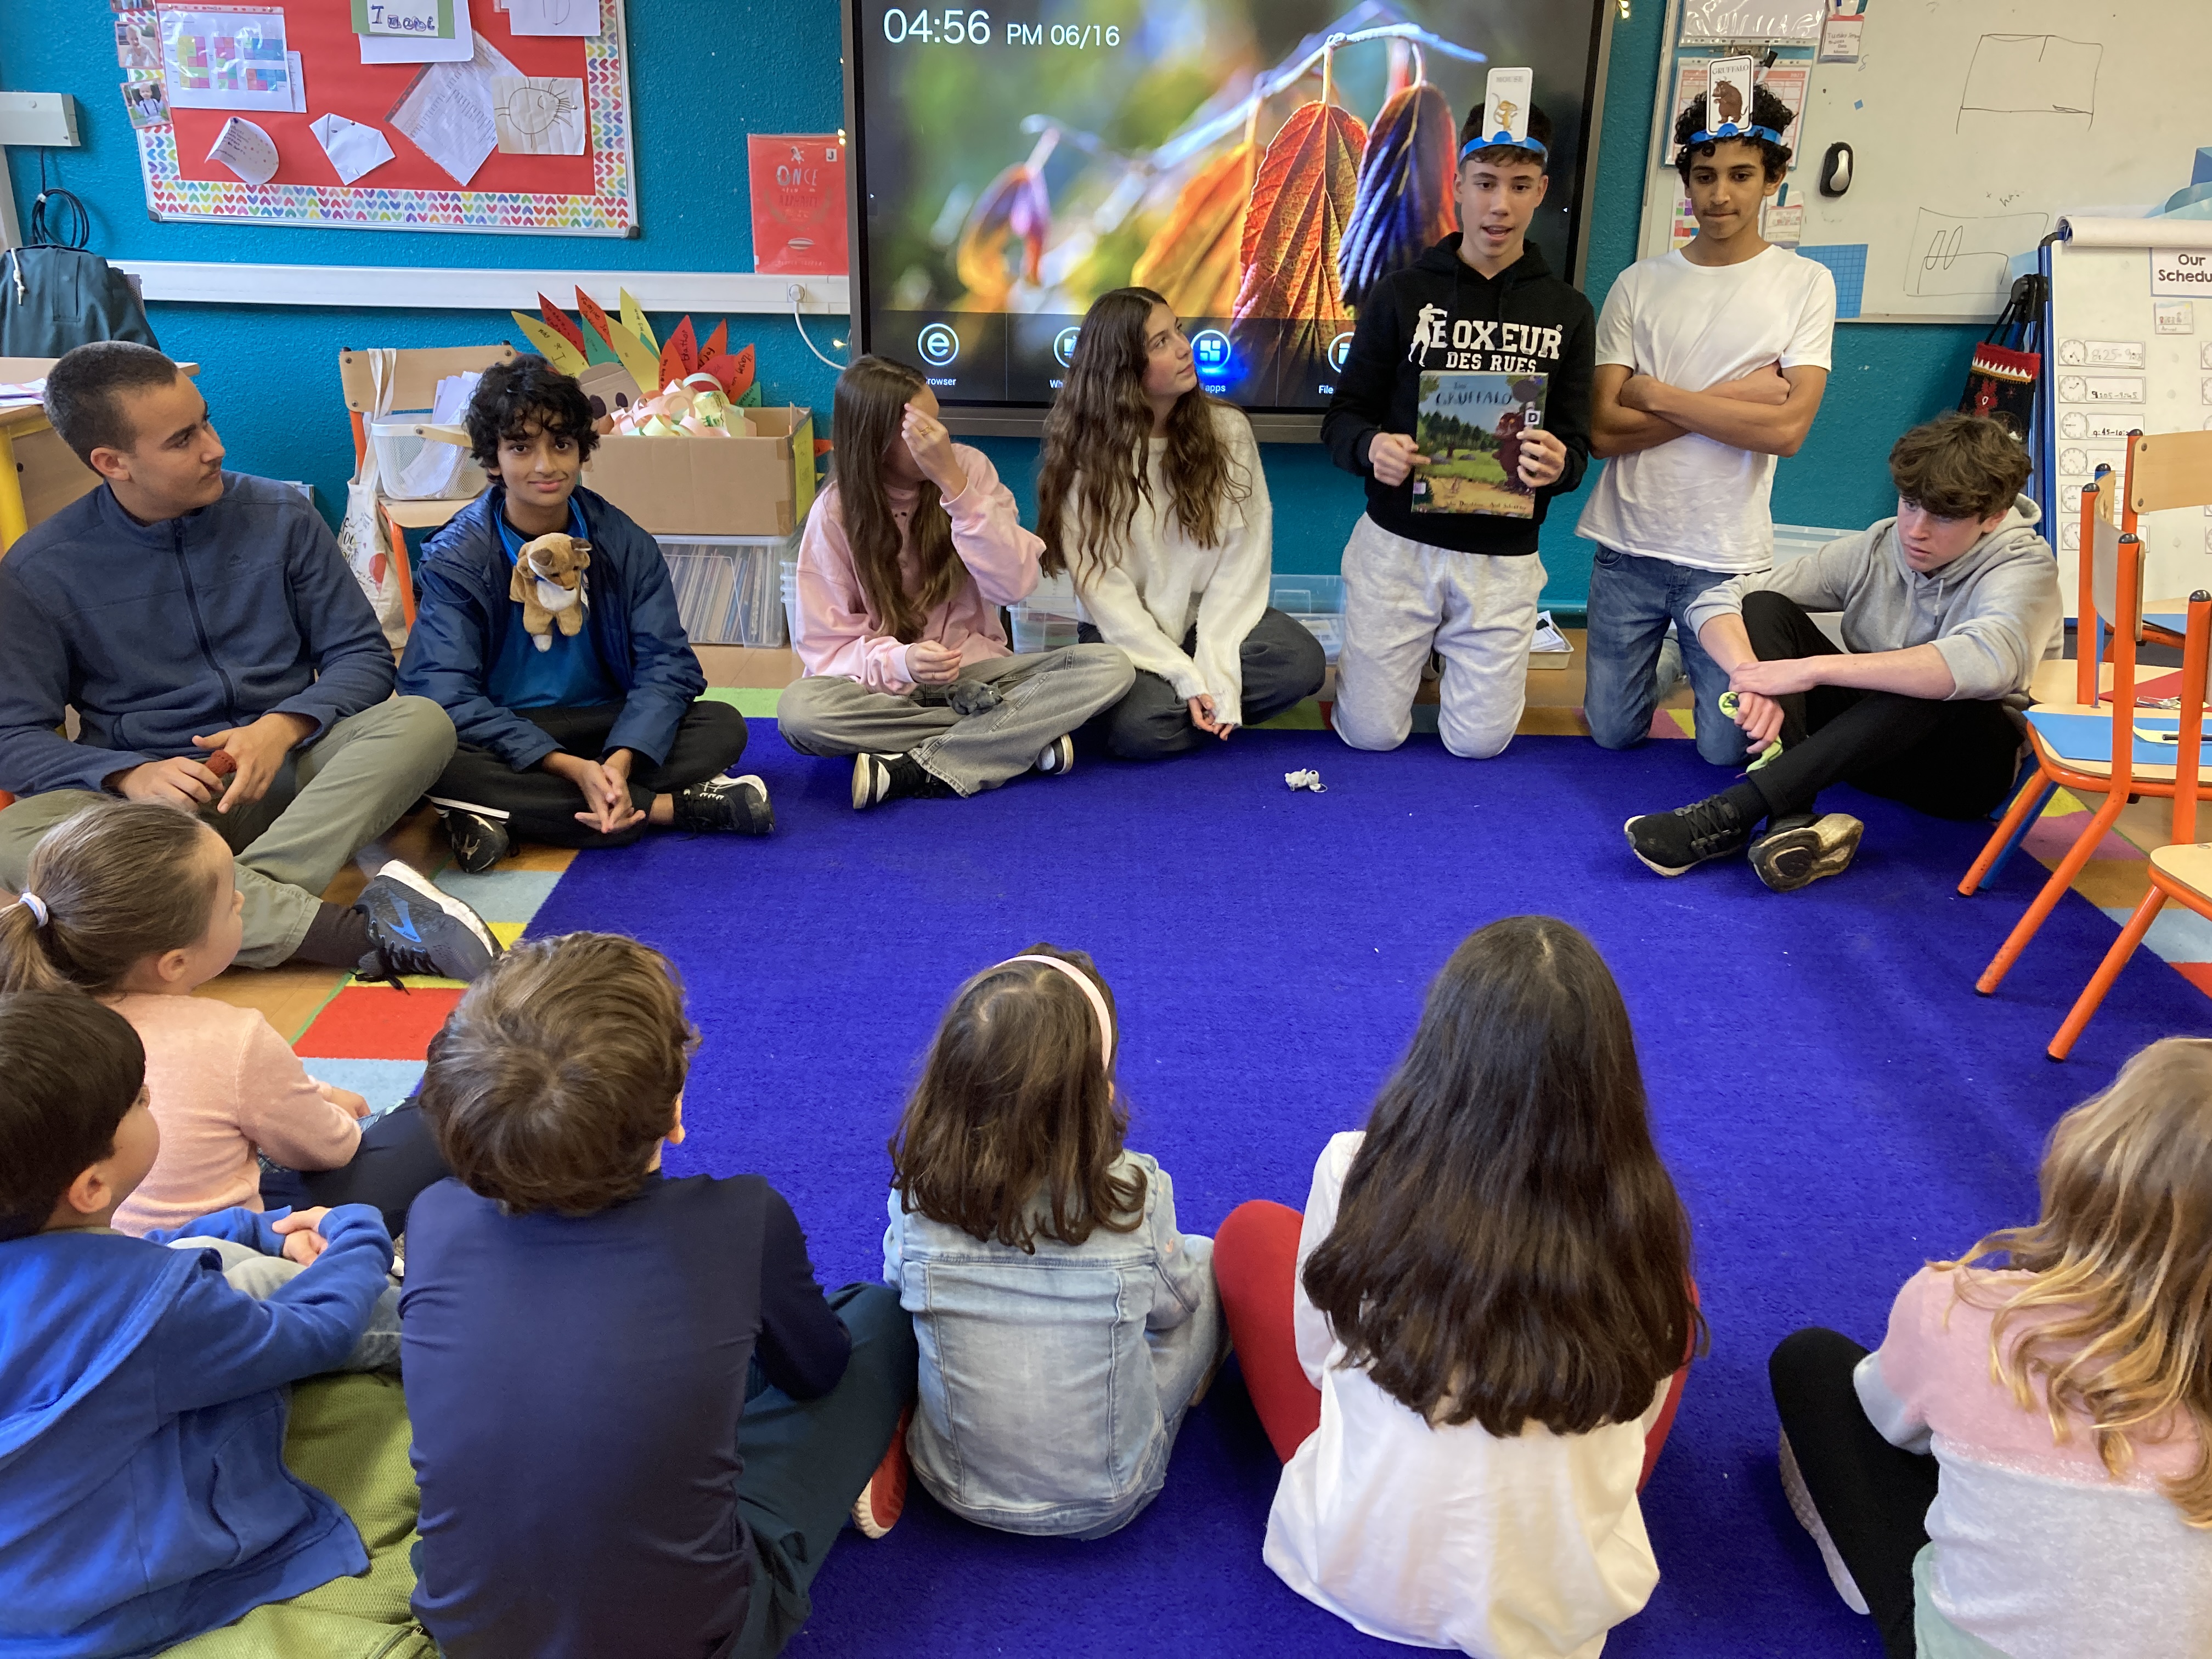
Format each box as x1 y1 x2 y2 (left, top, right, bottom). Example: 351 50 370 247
401 1173 850 1659
0 1205 392 1658
398 487 706 772
0 476 397 797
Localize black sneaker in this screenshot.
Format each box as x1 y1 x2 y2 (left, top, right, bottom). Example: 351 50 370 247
851 752 955 810
1623 794 1752 877
673 774 774 836
438 808 510 875
354 862 500 985
1748 812 1864 893
1032 736 1076 777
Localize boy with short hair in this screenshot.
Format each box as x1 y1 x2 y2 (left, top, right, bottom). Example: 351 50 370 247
1321 91 1596 759
1624 412 2060 891
1578 84 1838 764
0 990 396 1657
398 357 774 873
402 932 916 1659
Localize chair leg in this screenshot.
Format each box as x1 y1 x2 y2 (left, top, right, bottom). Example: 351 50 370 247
2049 884 2168 1060
1976 788 2128 995
1978 780 2060 893
1961 770 2056 896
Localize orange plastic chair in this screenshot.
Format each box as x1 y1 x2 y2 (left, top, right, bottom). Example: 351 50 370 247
2047 590 2212 1059
1960 469 2162 992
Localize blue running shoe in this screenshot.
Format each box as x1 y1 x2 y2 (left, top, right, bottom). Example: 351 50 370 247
354 861 499 985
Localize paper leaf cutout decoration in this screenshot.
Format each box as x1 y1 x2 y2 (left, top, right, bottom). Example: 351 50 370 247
658 316 699 386
511 312 587 375
1131 142 1255 320
737 382 764 408
537 295 588 357
957 159 1052 307
712 342 756 400
577 288 617 347
1339 80 1458 306
1233 95 1368 364
599 316 664 399
619 290 658 357
700 320 727 365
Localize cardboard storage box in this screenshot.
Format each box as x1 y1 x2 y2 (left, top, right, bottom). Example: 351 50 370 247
583 407 816 537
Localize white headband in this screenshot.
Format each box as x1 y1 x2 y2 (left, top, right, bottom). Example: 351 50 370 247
1001 954 1115 1072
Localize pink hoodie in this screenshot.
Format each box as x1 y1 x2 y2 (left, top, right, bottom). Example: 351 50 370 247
109 992 362 1237
795 444 1042 694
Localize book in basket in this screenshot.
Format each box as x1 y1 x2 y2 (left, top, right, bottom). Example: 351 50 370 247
1412 371 1549 518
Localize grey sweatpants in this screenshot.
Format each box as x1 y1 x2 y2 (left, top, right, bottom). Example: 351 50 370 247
0 697 455 969
777 645 1135 795
1333 515 1547 760
166 1234 403 1372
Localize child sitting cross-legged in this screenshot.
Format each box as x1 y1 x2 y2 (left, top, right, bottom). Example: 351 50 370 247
1771 1036 2212 1658
399 356 773 872
0 989 397 1657
883 945 1226 1538
0 800 450 1239
1214 916 1703 1658
400 932 918 1659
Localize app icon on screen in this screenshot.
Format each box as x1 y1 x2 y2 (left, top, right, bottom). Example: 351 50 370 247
1191 329 1233 379
1053 326 1081 367
918 323 962 367
1328 332 1355 374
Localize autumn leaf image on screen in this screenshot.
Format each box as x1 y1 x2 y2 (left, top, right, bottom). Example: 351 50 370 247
885 3 1493 401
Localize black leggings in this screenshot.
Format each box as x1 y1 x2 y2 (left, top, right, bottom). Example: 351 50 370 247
1741 590 2024 823
1769 1327 1942 1657
259 1100 450 1238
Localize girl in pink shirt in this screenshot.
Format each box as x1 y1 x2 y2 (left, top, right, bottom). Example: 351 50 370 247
0 800 448 1237
777 354 1133 809
1773 1037 2212 1659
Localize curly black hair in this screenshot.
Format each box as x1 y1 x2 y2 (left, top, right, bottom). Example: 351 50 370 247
1673 84 1795 184
464 355 600 471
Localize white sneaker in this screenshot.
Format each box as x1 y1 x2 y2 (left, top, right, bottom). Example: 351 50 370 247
1778 1429 1871 1616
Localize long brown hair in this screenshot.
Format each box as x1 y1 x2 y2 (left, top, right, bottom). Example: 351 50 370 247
888 944 1146 1252
829 354 960 640
1940 1037 2212 1526
1036 287 1250 582
0 801 218 997
1303 916 1703 1437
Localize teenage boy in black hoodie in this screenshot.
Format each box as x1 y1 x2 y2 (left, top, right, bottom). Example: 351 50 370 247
1321 94 1594 759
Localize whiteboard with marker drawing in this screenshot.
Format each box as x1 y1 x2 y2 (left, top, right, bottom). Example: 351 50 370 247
1790 0 2212 323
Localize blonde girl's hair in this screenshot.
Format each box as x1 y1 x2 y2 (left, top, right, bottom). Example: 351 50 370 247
0 801 219 997
1941 1037 2212 1526
887 943 1144 1253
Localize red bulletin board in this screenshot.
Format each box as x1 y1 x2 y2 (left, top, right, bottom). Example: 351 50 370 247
134 0 636 233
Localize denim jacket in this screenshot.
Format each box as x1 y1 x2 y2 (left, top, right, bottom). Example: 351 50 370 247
882 1151 1215 1536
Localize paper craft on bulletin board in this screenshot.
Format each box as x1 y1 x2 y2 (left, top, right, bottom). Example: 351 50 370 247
119 0 635 235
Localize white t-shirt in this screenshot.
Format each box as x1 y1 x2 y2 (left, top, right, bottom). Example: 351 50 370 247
1576 244 1837 573
1263 1132 1670 1659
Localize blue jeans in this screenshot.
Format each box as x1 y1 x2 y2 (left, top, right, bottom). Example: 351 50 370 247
1583 547 1748 767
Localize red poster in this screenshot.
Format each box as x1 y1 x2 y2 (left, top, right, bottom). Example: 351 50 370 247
748 134 848 276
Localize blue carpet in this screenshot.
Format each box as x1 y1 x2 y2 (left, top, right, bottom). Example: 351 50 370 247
528 726 2212 1657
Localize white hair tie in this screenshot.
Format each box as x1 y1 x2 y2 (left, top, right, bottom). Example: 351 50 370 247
16 892 47 927
1001 954 1115 1072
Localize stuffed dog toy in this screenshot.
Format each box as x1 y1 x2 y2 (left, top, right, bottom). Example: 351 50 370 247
512 533 591 651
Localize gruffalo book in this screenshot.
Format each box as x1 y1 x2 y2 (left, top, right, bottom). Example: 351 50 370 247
1412 373 1549 518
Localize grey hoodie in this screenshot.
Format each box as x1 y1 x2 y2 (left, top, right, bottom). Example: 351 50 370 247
1681 494 2062 702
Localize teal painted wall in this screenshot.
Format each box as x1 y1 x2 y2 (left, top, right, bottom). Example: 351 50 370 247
2 0 1974 600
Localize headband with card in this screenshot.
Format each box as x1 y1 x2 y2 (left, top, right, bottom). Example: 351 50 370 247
1460 67 1543 163
1002 954 1116 1071
1686 56 1783 146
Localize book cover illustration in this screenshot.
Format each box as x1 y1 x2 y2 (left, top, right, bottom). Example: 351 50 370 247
1411 371 1548 517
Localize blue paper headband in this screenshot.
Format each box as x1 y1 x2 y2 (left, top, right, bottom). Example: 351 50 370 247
1685 122 1784 146
1460 132 1548 162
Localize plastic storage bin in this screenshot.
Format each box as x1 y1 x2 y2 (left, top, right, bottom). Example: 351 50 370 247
1270 573 1345 665
1011 572 1082 654
368 415 487 502
659 532 798 647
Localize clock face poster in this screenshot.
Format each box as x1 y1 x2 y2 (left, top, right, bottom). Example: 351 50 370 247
847 0 1604 409
749 135 850 276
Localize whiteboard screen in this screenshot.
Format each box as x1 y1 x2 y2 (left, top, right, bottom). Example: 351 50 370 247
1791 1 2212 323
